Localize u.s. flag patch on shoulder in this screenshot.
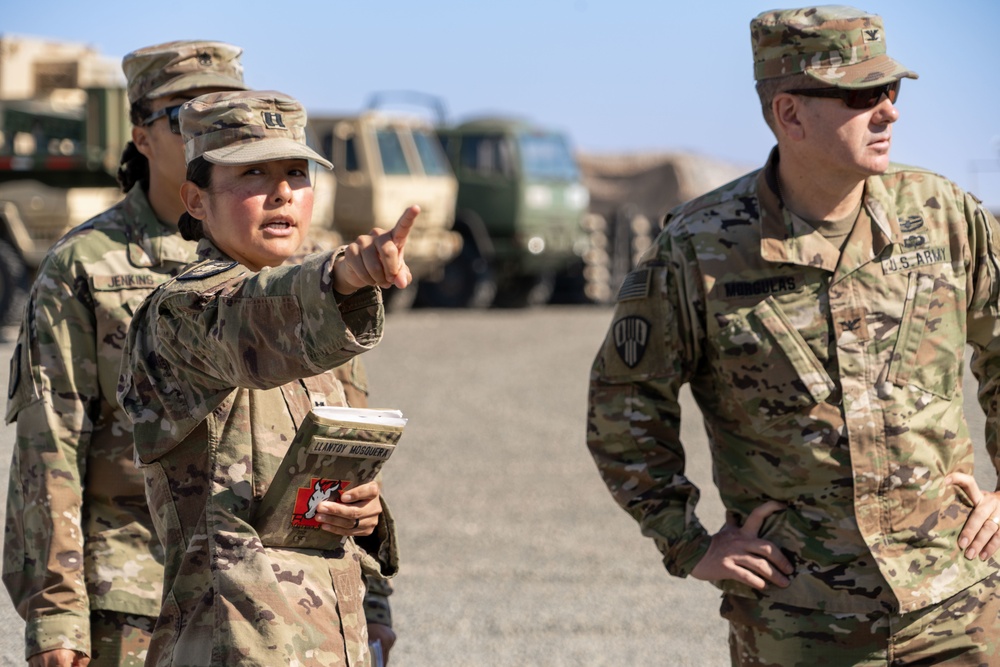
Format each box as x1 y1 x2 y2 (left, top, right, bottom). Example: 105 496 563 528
613 315 650 368
616 268 651 302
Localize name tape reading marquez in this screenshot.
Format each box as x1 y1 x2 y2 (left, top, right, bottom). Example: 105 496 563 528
308 437 393 459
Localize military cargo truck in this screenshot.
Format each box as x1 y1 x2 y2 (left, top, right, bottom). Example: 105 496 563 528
0 35 127 326
308 110 461 310
0 36 352 327
424 117 591 308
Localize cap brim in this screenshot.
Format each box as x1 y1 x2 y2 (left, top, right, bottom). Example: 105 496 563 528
806 53 918 88
202 137 333 170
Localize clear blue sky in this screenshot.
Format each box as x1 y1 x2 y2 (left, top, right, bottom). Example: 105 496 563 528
6 0 999 208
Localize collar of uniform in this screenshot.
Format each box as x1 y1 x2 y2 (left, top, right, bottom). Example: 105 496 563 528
194 236 237 264
122 186 198 267
860 173 899 254
758 148 840 272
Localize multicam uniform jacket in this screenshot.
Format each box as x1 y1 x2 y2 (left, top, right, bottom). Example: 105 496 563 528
588 149 1000 615
4 186 194 658
117 239 397 667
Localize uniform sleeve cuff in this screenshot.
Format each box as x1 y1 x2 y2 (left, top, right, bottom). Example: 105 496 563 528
355 496 399 580
24 612 91 660
661 531 712 578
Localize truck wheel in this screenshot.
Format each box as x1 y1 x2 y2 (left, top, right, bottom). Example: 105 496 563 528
0 238 29 329
416 235 496 309
494 272 555 308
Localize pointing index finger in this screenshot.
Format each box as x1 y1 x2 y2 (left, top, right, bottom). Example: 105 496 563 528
391 205 420 250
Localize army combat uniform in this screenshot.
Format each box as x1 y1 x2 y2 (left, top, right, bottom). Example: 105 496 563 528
4 186 195 662
118 239 397 667
587 151 1000 659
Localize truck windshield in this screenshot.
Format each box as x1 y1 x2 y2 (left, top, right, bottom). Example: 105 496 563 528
412 130 451 176
376 129 410 175
518 132 579 181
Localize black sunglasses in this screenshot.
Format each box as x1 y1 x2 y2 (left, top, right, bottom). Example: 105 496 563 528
786 80 900 110
141 104 183 134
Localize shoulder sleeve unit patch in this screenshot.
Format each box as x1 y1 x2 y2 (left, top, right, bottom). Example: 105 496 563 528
613 315 650 368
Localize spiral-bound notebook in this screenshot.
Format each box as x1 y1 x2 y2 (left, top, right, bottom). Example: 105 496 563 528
253 406 407 549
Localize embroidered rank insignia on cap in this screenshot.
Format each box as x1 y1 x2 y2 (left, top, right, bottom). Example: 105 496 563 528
261 111 286 129
613 315 650 368
616 268 651 302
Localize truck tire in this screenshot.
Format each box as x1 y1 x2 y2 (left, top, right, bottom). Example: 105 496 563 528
0 238 29 329
416 232 496 309
494 272 555 309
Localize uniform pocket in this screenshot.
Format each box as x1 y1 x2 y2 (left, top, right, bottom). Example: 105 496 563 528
887 271 963 398
716 297 834 434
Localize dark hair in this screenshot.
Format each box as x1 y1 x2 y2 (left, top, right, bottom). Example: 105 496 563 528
129 98 153 127
117 98 156 193
116 141 148 193
178 156 214 241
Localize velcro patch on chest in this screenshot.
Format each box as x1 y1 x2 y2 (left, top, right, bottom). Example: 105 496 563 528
719 275 801 299
613 315 650 368
177 260 239 281
91 273 167 291
881 246 949 274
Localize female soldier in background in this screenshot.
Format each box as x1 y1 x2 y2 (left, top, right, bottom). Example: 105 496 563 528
3 41 246 667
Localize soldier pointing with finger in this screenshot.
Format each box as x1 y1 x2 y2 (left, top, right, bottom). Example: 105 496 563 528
587 5 1000 664
117 90 414 667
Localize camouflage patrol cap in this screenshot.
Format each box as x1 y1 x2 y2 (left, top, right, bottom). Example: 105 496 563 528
122 40 246 105
751 5 918 88
180 90 332 169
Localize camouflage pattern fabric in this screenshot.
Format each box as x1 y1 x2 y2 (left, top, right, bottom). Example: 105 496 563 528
750 5 918 87
89 611 154 667
122 40 245 104
721 571 1000 666
3 186 196 659
118 238 396 667
587 148 1000 616
180 90 331 168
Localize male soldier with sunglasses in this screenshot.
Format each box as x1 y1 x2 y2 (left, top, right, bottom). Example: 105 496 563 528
587 6 1000 664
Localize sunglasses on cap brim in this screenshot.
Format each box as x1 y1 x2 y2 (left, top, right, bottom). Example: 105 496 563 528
786 80 900 110
141 104 183 134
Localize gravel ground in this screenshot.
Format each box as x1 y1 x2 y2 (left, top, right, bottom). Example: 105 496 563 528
0 306 994 665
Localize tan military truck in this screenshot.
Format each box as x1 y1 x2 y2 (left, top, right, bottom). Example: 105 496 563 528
0 35 128 327
308 110 461 309
0 36 350 328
